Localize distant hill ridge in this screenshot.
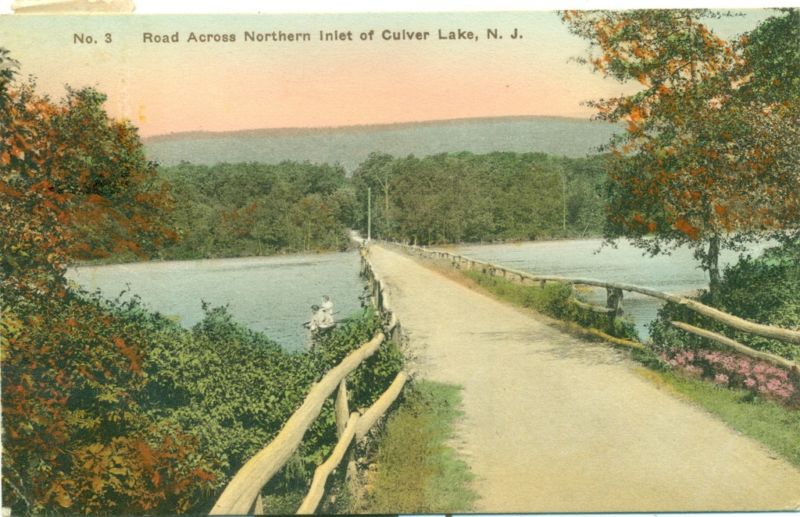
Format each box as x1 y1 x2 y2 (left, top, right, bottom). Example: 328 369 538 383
145 115 604 141
144 115 620 170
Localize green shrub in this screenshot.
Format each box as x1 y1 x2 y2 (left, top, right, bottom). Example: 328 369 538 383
649 240 800 407
143 303 402 511
141 302 317 498
463 270 637 339
290 310 404 495
650 240 800 361
2 292 220 515
3 287 402 515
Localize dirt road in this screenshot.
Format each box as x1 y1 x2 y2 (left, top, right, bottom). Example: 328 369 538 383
366 244 800 512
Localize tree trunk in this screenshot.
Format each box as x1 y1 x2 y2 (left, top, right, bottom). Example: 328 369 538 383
707 234 721 298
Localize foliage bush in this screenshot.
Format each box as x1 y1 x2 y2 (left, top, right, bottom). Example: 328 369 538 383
312 309 404 409
2 289 402 515
269 309 404 495
649 240 800 406
1 51 174 299
463 270 637 340
1 53 212 515
1 292 219 515
140 302 314 488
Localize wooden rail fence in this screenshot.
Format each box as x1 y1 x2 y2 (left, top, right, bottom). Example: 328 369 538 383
389 242 799 372
210 245 408 515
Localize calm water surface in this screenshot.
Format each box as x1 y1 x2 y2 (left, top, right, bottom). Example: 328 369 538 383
68 239 772 348
68 252 365 351
451 239 772 339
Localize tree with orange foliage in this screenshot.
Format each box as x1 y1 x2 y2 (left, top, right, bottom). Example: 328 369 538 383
0 48 175 301
562 9 799 296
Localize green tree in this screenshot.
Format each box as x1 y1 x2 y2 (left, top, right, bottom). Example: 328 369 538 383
562 155 607 237
159 161 351 258
352 152 398 238
352 151 608 245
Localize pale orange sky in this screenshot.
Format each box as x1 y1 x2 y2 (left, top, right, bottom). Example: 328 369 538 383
0 11 771 136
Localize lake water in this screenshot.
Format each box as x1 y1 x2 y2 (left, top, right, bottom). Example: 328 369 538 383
67 252 365 352
68 239 771 349
450 239 772 340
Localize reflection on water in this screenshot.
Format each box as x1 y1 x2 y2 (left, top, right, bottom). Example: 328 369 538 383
67 252 365 352
451 239 772 339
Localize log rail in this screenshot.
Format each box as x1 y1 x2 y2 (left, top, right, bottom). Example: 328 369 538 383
389 242 800 370
210 245 408 515
211 240 799 514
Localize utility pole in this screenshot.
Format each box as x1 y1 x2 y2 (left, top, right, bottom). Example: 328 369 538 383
561 170 567 234
367 186 372 243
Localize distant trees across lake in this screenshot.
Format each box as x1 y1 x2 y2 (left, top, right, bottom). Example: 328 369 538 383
152 151 610 260
352 152 608 246
157 161 356 259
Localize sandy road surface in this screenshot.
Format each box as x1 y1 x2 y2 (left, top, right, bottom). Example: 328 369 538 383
366 244 800 512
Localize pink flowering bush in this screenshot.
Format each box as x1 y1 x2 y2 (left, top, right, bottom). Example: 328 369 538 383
649 240 800 409
661 347 800 407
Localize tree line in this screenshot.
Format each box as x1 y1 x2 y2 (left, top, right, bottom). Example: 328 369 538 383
150 152 611 261
351 151 608 245
158 161 356 259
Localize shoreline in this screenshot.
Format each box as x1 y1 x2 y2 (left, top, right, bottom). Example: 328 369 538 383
69 244 360 270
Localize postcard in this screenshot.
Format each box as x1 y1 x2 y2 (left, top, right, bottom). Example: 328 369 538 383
1 4 799 515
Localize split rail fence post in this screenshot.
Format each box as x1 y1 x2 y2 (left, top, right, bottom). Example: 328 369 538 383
606 287 624 322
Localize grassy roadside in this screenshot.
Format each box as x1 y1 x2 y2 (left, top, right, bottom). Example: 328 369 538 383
429 261 800 470
357 380 478 513
462 269 638 340
637 368 800 467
